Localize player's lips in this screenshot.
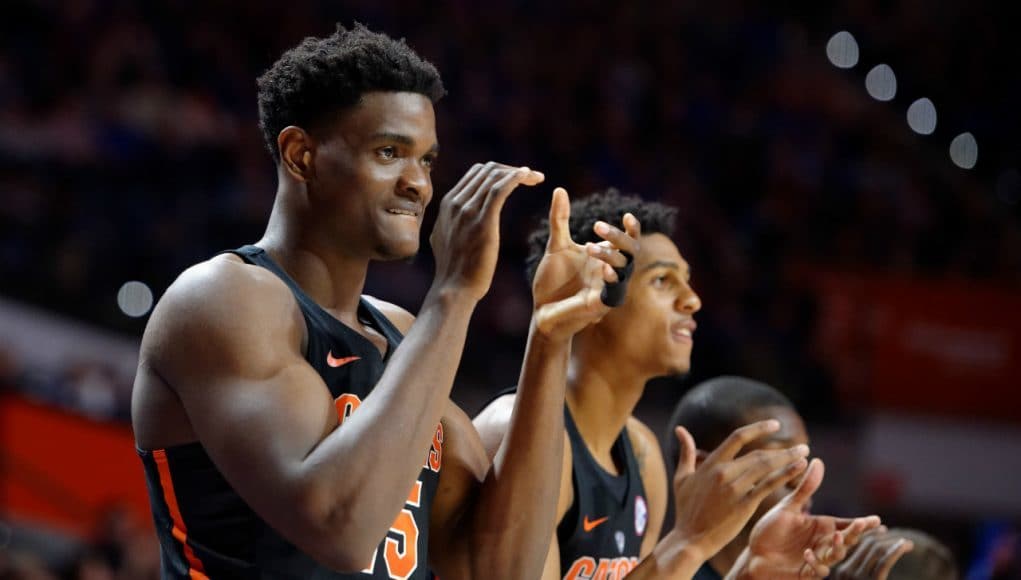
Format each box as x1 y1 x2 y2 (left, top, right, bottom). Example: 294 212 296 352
385 202 423 218
670 319 696 343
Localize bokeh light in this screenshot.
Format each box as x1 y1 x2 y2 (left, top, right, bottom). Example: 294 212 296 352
865 64 897 101
907 98 938 135
826 31 860 69
949 132 978 169
117 281 154 318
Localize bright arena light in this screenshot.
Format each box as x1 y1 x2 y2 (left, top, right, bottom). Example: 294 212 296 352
826 31 860 69
865 64 897 101
907 98 938 135
117 281 154 318
949 132 978 169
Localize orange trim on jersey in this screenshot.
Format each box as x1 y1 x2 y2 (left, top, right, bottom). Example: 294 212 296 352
153 449 210 580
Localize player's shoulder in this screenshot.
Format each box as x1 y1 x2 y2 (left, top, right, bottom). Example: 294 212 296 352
362 295 415 335
142 253 301 357
626 416 664 461
470 393 517 460
160 253 294 315
625 415 657 443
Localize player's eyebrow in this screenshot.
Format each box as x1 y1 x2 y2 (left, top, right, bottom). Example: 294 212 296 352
640 260 680 272
371 132 439 153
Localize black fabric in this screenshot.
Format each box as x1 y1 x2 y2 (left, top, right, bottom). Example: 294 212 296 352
558 406 648 579
139 245 440 579
693 563 725 580
600 251 634 307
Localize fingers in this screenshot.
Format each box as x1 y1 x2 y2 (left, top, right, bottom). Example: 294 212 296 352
593 220 640 257
546 187 573 252
623 212 642 239
744 455 809 505
839 517 883 548
874 538 913 579
478 166 544 218
448 162 496 204
447 163 486 202
449 162 544 210
674 426 697 480
729 444 810 484
586 241 629 269
818 531 848 566
533 288 606 336
786 458 825 511
800 549 830 578
706 419 781 463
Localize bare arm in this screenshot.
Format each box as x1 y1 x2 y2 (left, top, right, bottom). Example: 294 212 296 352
140 162 543 571
628 418 668 559
471 395 575 580
468 187 634 579
624 422 812 579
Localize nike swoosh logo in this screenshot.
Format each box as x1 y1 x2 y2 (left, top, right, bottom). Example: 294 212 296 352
326 351 361 368
583 515 609 532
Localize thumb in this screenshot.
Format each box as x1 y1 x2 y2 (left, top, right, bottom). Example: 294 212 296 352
547 187 572 252
675 426 697 479
787 458 825 511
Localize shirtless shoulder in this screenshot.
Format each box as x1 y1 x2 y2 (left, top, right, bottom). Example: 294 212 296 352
131 253 304 448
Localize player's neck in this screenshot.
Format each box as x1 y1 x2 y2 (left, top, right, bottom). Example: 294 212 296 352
708 534 747 577
565 349 647 467
259 189 368 322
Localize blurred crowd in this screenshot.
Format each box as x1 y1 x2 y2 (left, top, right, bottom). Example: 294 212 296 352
0 1 1019 578
1 0 1019 420
1 506 158 580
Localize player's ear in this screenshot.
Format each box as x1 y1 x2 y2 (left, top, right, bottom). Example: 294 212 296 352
278 126 316 182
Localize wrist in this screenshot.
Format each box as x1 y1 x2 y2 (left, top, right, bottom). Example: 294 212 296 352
425 284 480 309
652 530 707 578
528 317 574 347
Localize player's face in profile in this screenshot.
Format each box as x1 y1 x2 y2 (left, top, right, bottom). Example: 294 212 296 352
312 91 438 260
594 233 701 376
739 405 810 520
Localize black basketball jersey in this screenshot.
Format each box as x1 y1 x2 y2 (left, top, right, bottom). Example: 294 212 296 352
693 563 724 580
139 245 442 579
558 406 648 580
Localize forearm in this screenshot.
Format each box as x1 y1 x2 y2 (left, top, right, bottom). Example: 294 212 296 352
723 549 752 580
303 286 477 550
471 322 571 579
626 530 706 580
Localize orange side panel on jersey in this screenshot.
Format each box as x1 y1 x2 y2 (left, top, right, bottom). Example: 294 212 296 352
153 449 210 580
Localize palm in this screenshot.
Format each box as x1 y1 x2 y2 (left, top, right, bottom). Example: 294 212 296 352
531 188 640 339
532 242 604 309
737 460 882 579
748 510 837 575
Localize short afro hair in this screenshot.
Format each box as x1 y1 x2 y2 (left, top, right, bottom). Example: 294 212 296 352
663 376 795 474
525 188 678 283
256 23 446 161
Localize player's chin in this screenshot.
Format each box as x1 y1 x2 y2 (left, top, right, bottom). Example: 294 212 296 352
373 237 420 261
660 352 692 377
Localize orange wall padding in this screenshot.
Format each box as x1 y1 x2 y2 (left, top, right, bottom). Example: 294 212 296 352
0 395 153 538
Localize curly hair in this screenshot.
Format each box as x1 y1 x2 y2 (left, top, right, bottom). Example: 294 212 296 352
524 188 678 283
256 23 446 161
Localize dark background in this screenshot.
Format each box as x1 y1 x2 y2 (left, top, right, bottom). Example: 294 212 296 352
1 1 1019 578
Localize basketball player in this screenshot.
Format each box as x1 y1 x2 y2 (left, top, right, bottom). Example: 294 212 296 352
666 376 900 580
474 190 878 579
131 25 630 579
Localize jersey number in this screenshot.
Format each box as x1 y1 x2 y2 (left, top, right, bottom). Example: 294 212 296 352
336 394 423 579
361 480 422 579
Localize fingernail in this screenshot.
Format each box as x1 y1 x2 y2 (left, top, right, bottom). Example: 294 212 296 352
794 444 810 456
766 419 781 430
594 222 609 234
